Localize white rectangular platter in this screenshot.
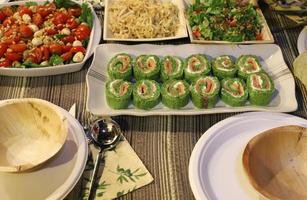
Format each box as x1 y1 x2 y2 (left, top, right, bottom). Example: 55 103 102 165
86 44 297 116
103 0 188 41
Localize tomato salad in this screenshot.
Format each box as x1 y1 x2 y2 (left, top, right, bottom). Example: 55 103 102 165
0 0 93 68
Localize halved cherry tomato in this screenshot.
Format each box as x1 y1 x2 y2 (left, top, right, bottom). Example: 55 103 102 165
41 46 49 61
62 45 72 53
53 12 68 25
75 31 89 41
0 43 8 57
6 52 22 61
66 18 78 29
0 10 6 21
62 35 75 43
33 48 43 63
56 23 64 30
76 24 91 36
49 44 62 55
32 13 43 26
61 51 72 61
19 6 32 16
2 7 13 17
20 25 33 38
0 59 11 68
70 46 86 54
45 28 57 35
10 43 27 53
68 7 81 17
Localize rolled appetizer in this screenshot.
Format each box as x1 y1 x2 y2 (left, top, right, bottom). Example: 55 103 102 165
133 55 160 80
212 55 237 79
247 72 275 106
236 55 262 80
133 80 160 110
106 79 132 109
221 78 248 107
161 56 184 82
184 54 211 83
190 76 220 109
161 80 190 109
107 53 133 80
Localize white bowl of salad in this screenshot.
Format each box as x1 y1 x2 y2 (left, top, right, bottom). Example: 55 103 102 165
0 0 101 76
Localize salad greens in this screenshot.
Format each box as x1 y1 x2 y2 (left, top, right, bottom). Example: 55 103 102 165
54 0 78 8
25 2 38 7
79 3 93 28
49 54 64 66
187 0 263 42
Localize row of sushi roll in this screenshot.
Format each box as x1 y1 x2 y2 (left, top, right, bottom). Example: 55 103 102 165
107 53 264 82
105 72 275 110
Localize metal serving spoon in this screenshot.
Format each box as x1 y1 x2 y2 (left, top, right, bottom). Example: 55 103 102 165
87 118 122 200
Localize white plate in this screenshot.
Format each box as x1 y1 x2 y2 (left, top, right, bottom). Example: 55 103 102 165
0 0 101 77
298 26 307 54
86 43 297 116
103 0 188 41
189 112 307 200
0 107 88 200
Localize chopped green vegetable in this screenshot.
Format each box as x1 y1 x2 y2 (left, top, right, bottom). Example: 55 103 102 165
79 3 93 28
54 34 67 40
25 2 38 7
22 61 41 68
82 38 89 48
49 54 64 66
54 0 78 8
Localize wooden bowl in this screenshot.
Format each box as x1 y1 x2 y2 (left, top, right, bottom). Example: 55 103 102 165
0 98 68 172
242 125 307 200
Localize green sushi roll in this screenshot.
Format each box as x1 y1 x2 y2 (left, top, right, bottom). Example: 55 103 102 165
184 54 211 83
161 56 184 82
212 55 237 79
190 76 220 109
247 72 275 106
106 79 132 109
133 55 160 80
161 80 190 109
236 55 262 80
133 80 160 110
107 53 133 80
221 78 248 107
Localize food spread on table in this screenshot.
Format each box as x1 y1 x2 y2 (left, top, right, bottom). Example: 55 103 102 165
187 0 263 42
105 53 276 110
107 0 180 39
0 0 93 68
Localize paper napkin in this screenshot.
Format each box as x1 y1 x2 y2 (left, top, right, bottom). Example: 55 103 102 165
81 137 154 199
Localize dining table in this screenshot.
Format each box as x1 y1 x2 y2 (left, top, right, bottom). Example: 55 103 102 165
0 1 306 200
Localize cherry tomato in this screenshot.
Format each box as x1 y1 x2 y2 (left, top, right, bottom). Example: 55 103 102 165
45 28 57 35
62 35 75 43
6 52 22 61
9 43 27 53
4 29 14 37
66 18 78 29
20 25 33 38
0 43 8 57
32 13 43 26
0 10 6 21
49 44 62 55
0 59 11 67
68 7 81 17
70 46 86 54
53 12 68 25
75 31 89 41
62 45 72 53
26 55 38 64
229 20 236 28
76 24 91 36
3 36 21 45
46 3 56 12
33 48 42 63
2 7 13 17
61 51 72 61
37 6 50 18
256 33 263 40
3 17 15 26
19 6 32 16
41 46 49 61
56 23 64 30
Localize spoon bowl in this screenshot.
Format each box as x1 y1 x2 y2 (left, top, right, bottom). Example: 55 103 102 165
242 125 307 200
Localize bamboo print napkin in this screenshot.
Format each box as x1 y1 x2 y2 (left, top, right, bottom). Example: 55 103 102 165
81 137 154 199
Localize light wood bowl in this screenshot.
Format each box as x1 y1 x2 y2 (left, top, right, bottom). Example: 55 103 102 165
243 125 307 200
0 98 68 172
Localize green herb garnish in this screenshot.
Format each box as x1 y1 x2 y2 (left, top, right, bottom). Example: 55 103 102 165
25 2 38 7
54 34 67 40
54 0 78 8
49 54 64 66
79 3 93 28
22 61 41 68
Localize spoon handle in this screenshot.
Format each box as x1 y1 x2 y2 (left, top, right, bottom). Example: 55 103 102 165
87 151 103 200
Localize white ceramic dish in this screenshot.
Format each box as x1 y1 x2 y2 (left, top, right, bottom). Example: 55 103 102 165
185 4 274 44
103 0 188 41
86 43 297 116
189 112 307 200
0 0 101 77
0 103 88 200
298 26 307 54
